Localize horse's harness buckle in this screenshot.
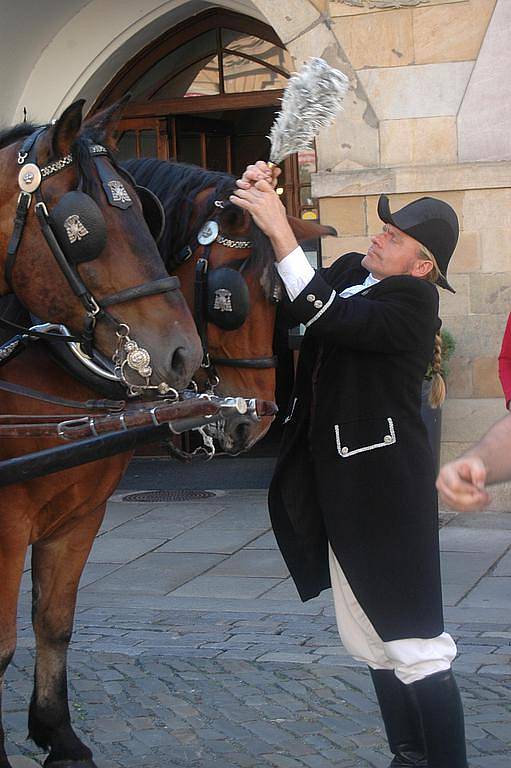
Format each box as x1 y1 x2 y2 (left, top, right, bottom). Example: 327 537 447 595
17 191 32 208
86 296 101 318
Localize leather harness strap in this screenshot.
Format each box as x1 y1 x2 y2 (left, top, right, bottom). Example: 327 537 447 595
6 193 32 284
0 378 125 411
0 315 80 342
194 250 211 369
100 276 180 307
209 356 277 368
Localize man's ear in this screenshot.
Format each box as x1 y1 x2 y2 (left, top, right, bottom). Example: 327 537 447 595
413 258 434 279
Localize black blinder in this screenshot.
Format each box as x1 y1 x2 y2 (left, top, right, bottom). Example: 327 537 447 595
136 185 165 244
207 267 249 331
50 191 107 264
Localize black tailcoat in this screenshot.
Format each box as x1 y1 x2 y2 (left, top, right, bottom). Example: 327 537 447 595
269 253 444 641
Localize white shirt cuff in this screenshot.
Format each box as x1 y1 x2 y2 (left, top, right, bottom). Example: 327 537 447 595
276 246 315 301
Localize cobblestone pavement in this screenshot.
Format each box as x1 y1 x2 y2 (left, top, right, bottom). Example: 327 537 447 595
4 488 511 767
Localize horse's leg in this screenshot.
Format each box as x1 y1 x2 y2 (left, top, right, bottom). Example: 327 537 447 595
29 505 105 768
0 522 30 768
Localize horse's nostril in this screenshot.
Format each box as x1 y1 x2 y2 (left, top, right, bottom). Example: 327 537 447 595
233 420 251 446
170 346 187 377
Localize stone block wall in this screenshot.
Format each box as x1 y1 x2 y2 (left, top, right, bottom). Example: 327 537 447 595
320 0 497 173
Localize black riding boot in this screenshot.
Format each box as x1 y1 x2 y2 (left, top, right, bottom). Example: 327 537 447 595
369 668 428 767
411 669 468 768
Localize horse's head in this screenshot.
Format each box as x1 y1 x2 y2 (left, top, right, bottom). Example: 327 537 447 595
192 204 336 455
124 159 336 453
0 101 202 395
186 191 280 454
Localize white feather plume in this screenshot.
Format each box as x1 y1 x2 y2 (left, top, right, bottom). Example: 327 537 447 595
268 58 349 165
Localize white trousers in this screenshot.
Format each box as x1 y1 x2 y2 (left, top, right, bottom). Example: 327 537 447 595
328 545 457 685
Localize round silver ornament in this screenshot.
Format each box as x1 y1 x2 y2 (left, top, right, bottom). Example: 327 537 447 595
197 221 219 245
18 163 42 193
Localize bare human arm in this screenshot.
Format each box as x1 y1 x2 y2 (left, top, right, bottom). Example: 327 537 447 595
436 412 511 511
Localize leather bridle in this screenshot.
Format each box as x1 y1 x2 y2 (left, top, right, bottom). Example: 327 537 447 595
180 208 279 390
5 126 181 396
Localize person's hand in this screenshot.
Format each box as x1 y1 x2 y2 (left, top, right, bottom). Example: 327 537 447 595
230 178 294 251
236 161 281 191
436 456 490 512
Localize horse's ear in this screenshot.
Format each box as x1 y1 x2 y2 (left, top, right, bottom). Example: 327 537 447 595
287 215 338 242
84 94 131 150
51 99 85 157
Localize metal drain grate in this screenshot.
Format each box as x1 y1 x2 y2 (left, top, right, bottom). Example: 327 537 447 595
122 489 217 503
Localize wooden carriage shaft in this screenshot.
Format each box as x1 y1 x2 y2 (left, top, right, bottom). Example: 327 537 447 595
0 407 218 489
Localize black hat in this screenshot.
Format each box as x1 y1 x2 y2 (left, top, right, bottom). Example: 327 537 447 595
377 195 459 293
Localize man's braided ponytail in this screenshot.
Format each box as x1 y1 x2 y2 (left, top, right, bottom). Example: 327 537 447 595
429 332 446 408
417 244 446 408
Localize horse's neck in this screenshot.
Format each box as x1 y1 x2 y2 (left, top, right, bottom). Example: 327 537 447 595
0 145 22 294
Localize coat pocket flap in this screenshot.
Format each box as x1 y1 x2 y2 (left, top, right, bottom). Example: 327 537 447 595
334 417 396 458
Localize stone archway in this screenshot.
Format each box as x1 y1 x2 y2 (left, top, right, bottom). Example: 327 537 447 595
15 0 378 171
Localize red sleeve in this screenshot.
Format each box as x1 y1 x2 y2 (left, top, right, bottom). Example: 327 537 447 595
498 313 511 408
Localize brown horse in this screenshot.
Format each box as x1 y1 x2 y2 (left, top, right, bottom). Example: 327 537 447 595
0 146 334 767
0 101 202 768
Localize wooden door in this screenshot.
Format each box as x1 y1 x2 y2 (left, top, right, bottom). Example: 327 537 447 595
115 118 169 161
170 115 233 172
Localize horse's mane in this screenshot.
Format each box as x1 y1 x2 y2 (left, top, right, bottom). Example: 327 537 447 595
0 122 40 150
123 158 274 280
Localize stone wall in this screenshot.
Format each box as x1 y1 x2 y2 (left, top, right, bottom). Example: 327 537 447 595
310 0 511 508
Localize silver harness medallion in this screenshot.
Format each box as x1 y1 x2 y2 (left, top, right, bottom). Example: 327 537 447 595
64 214 89 244
213 288 233 312
108 180 132 204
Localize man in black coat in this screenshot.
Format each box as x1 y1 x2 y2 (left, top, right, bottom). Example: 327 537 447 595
232 163 467 768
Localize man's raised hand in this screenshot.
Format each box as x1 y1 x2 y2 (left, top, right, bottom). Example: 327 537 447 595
236 160 281 190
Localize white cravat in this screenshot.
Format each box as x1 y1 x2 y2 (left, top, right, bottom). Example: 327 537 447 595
339 272 380 298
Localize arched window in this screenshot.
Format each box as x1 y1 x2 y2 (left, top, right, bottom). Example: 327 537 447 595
95 9 320 225
128 27 292 101
97 10 293 109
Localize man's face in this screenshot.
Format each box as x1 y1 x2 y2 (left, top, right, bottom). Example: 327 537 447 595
362 224 424 280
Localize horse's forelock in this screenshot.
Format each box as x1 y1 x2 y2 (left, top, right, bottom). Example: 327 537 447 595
0 122 41 151
71 135 96 195
0 122 98 196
